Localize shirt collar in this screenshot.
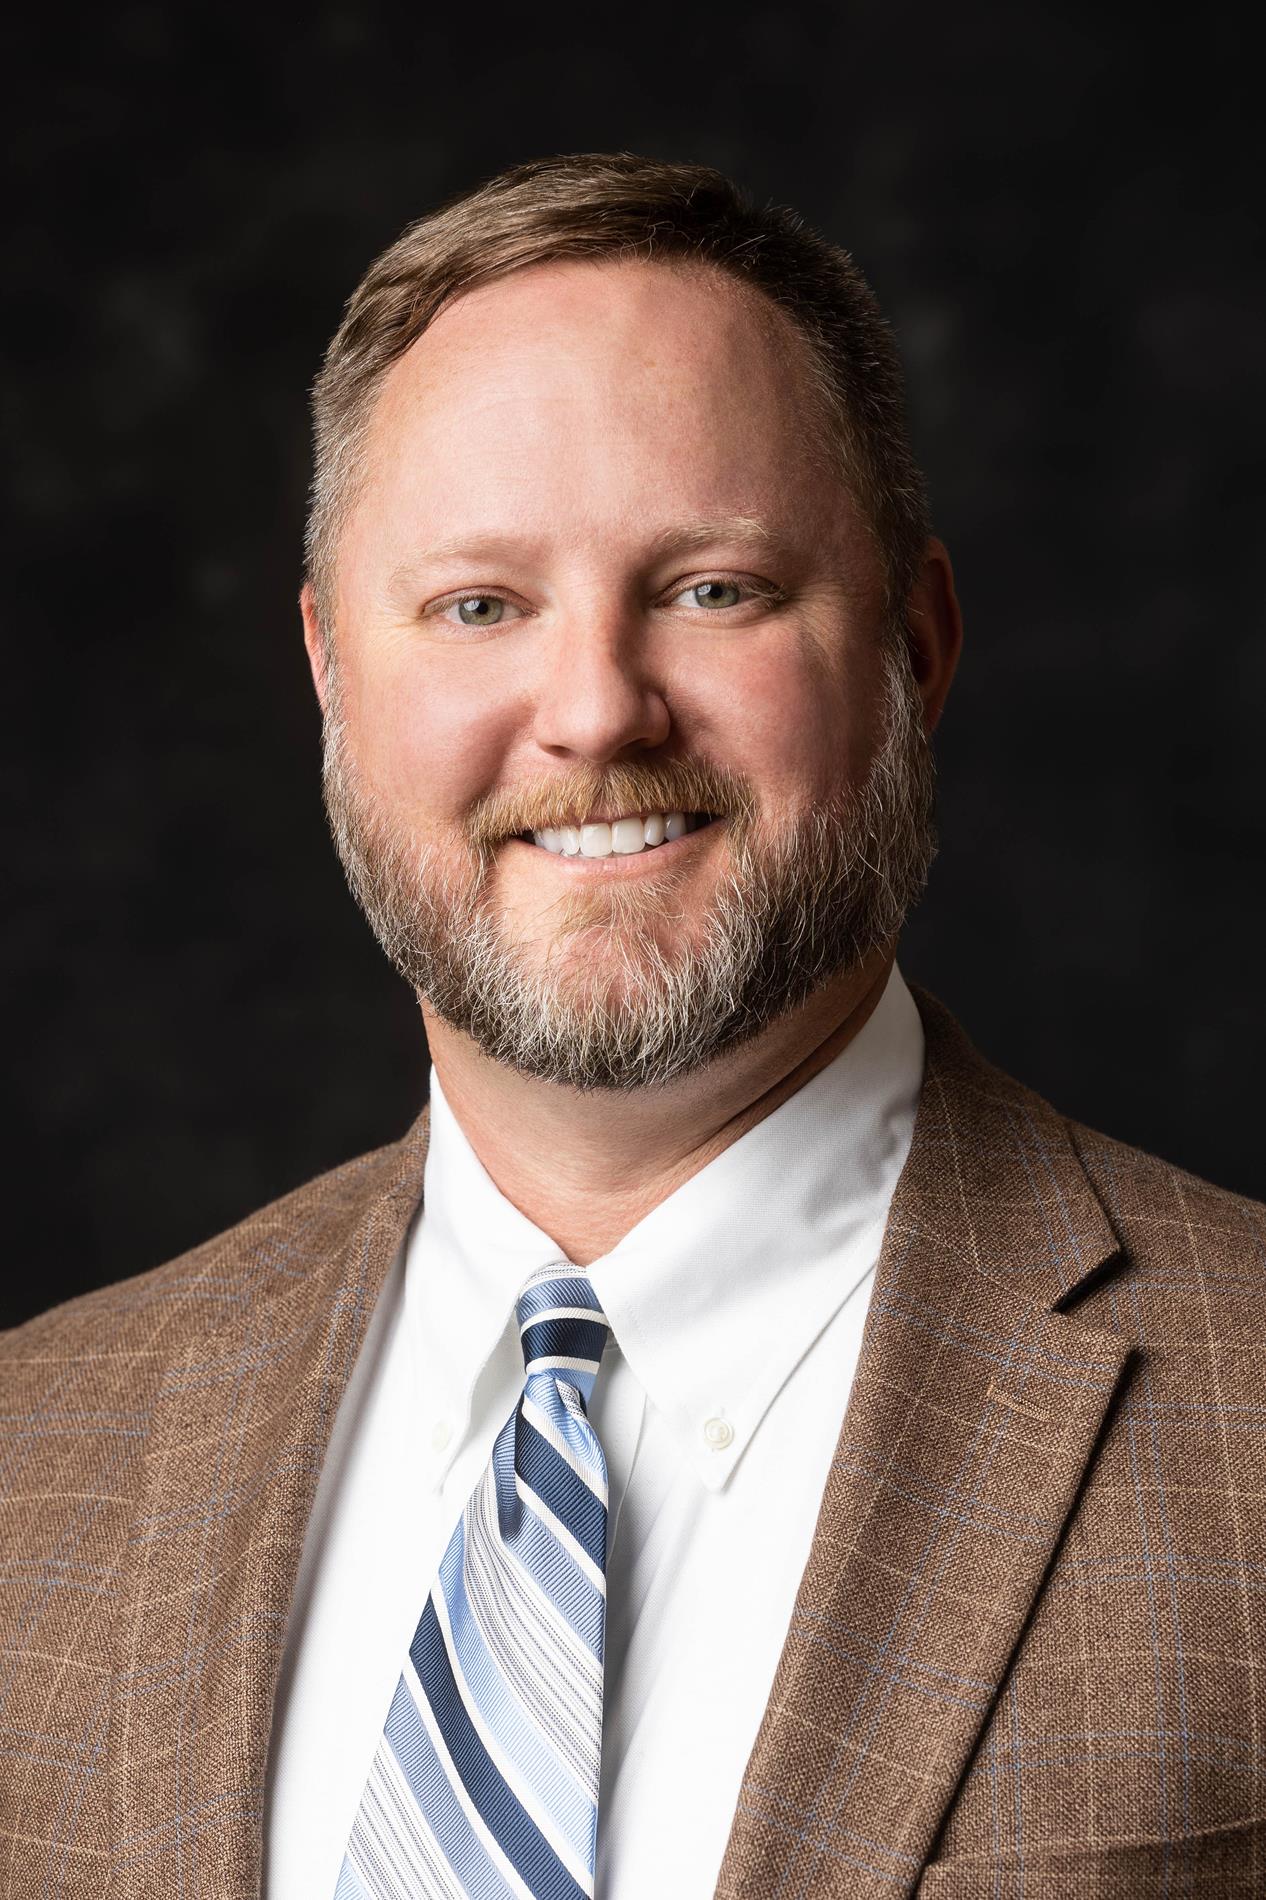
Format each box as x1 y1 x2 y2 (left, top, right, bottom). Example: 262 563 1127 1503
405 1067 567 1479
406 966 924 1492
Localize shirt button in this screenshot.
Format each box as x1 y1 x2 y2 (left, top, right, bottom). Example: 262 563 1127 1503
703 1416 734 1451
431 1420 453 1453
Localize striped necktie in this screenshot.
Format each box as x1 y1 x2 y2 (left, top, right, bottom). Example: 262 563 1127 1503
336 1267 613 1900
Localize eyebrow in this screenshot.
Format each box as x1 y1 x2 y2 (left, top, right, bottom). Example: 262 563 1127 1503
644 516 786 557
392 515 791 585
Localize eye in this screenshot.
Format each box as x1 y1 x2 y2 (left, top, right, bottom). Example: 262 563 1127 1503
437 594 523 628
676 579 746 611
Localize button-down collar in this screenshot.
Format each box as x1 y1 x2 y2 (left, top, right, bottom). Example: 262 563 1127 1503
405 1077 566 1488
406 967 924 1495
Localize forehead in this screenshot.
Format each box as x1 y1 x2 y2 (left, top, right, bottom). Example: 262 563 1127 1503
383 254 815 417
354 257 851 556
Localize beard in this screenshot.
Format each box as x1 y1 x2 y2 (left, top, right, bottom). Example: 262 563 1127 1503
320 639 937 1092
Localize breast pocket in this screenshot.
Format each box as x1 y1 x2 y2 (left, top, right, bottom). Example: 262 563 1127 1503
917 1817 1265 1898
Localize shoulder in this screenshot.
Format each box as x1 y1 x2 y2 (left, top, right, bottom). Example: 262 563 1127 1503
910 983 1266 1331
0 1119 428 1578
1072 1111 1266 1239
1068 1114 1266 1330
0 1119 427 1370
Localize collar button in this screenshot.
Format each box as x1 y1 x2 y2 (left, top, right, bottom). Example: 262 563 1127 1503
703 1416 734 1451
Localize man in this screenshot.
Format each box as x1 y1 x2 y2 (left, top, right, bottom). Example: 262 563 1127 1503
2 153 1262 1900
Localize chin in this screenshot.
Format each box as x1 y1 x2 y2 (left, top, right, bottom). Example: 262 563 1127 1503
497 882 699 950
517 929 690 1002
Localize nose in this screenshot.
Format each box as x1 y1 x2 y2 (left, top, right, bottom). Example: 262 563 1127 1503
530 611 671 762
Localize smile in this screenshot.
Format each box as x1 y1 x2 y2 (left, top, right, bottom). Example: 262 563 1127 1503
518 811 718 861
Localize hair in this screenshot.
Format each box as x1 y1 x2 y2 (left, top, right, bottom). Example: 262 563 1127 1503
304 151 930 637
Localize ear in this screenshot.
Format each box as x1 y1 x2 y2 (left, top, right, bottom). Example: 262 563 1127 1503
300 581 330 713
903 537 963 734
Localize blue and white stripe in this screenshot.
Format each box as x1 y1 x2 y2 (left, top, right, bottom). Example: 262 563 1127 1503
338 1268 612 1900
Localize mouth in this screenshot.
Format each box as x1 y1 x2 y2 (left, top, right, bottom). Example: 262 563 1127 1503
513 810 721 862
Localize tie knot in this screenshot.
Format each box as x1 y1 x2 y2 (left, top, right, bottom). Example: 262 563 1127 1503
516 1268 611 1403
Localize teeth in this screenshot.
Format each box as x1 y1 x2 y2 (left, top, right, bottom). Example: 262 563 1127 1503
611 817 645 856
530 812 702 858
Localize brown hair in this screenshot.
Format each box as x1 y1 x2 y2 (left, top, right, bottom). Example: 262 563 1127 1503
305 151 929 631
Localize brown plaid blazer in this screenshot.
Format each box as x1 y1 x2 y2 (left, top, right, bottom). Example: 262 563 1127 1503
3 989 1264 1898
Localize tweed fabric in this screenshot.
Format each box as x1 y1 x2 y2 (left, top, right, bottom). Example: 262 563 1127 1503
715 997 1266 1898
0 1131 427 1899
2 991 1264 1899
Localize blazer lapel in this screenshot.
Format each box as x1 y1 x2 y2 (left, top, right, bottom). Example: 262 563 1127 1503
107 1110 429 1899
716 992 1133 1899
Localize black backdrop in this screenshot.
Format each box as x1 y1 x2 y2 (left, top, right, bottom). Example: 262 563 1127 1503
6 5 1264 1328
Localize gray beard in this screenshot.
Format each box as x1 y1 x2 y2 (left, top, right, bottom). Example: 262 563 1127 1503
320 641 937 1092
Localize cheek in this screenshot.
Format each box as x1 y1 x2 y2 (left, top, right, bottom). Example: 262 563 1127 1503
342 650 518 821
700 641 875 807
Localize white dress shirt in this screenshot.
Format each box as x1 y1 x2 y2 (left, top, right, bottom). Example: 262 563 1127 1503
264 966 924 1899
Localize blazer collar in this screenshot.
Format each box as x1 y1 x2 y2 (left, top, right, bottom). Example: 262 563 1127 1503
108 1110 431 1899
889 987 1121 1311
715 986 1132 1898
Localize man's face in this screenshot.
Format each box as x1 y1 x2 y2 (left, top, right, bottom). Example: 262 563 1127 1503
313 258 935 1089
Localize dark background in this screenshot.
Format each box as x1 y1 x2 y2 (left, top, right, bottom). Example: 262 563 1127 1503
6 5 1264 1328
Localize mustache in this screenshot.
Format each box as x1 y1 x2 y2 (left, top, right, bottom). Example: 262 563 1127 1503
467 759 757 847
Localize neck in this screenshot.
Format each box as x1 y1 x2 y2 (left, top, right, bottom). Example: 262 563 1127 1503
420 947 896 1266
